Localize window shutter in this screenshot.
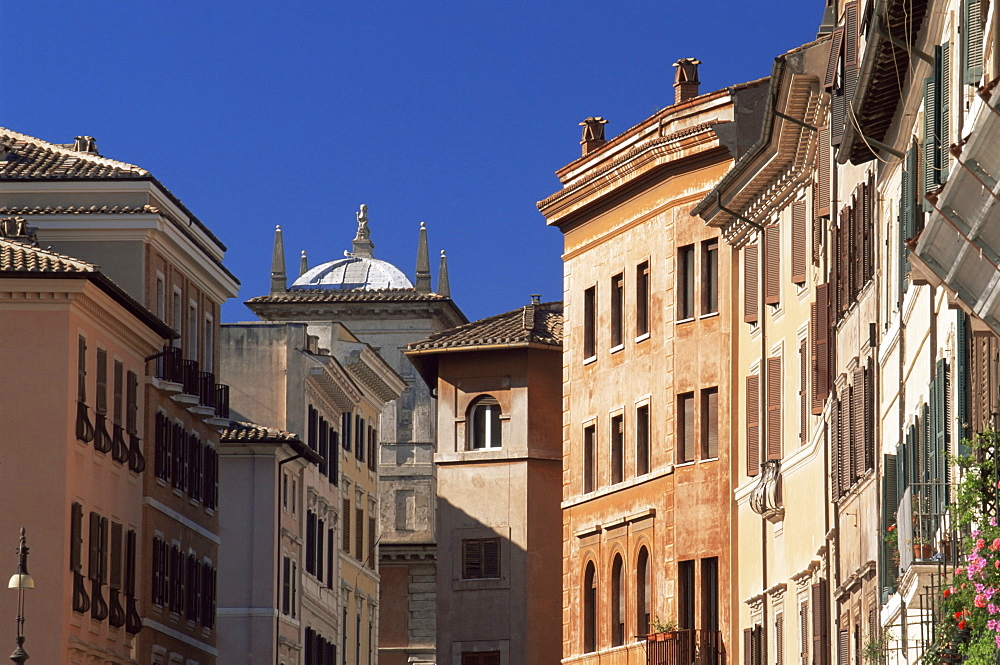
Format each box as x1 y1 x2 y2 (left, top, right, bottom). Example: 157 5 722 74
813 581 829 665
844 2 859 66
109 522 123 590
282 556 290 614
800 338 808 444
830 29 847 146
683 396 695 464
368 517 377 569
355 507 364 561
71 502 84 573
791 201 807 284
306 511 316 574
835 397 847 497
113 361 123 425
747 375 760 476
125 529 136 596
767 356 782 460
96 349 108 415
899 157 912 298
863 175 874 284
483 538 500 578
776 614 785 665
816 125 832 221
342 499 351 552
126 370 138 434
327 528 335 587
956 312 971 447
965 0 984 84
813 284 830 413
852 375 864 482
745 245 759 324
78 335 88 402
800 601 810 665
88 512 101 581
881 453 899 593
707 391 719 459
764 225 780 306
463 539 481 579
923 72 939 211
838 629 849 665
940 43 951 183
744 628 753 665
864 366 874 471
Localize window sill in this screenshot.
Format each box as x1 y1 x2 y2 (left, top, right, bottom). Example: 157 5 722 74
676 317 695 325
609 344 625 355
699 457 719 463
635 332 651 343
675 460 696 467
699 311 719 320
583 355 597 366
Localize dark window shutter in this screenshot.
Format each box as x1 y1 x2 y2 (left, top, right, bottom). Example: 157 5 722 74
355 507 364 561
78 335 87 402
70 502 84 573
306 511 316 574
956 312 971 447
812 581 828 665
706 390 719 459
113 360 123 424
125 529 136 596
109 522 123 590
864 366 874 471
767 356 782 460
844 2 859 66
838 629 849 665
941 42 951 183
368 517 377 569
282 556 290 614
744 628 753 665
342 498 351 552
682 395 695 464
96 348 108 414
88 512 101 581
126 370 138 435
812 284 830 413
327 528 335 588
745 245 759 324
965 0 984 84
923 72 939 210
791 201 808 283
463 539 481 579
838 208 850 314
764 225 780 305
881 453 899 593
483 538 500 578
830 30 847 146
747 375 760 476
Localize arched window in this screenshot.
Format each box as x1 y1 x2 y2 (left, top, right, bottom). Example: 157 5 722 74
637 547 650 636
584 561 597 653
611 554 625 646
468 395 502 450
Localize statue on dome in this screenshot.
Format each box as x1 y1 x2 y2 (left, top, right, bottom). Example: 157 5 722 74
356 204 370 239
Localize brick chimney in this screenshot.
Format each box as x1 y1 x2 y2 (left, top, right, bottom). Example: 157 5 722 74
579 117 608 157
673 58 702 104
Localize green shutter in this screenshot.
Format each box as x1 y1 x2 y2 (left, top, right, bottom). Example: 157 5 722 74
957 311 971 453
881 453 899 593
965 0 984 85
941 43 951 183
923 71 939 212
899 145 918 298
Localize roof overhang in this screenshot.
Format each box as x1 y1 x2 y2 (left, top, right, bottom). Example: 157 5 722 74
838 0 933 165
692 37 831 247
910 89 1000 335
405 341 559 388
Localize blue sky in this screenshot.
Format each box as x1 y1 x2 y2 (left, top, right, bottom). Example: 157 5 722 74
1 2 823 324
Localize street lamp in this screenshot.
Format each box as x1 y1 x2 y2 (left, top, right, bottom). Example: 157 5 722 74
8 528 33 665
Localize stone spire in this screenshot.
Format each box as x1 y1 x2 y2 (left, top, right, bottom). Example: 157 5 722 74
270 225 286 294
415 222 432 293
352 203 375 257
437 250 450 297
299 250 309 277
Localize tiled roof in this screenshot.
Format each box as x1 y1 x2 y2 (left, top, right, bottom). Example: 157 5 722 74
220 421 300 443
0 128 148 179
0 238 97 273
408 301 562 351
0 204 161 216
248 288 454 305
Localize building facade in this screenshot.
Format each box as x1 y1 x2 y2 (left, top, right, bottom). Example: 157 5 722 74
538 63 769 665
406 299 564 665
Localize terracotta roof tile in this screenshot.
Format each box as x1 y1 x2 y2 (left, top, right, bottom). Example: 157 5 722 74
220 421 300 443
0 238 97 274
0 128 148 179
248 288 454 305
0 204 161 216
408 301 562 351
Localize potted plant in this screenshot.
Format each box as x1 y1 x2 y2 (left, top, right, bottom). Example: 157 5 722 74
911 536 932 560
648 616 678 640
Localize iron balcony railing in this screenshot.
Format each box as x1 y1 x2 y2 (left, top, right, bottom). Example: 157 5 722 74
647 629 722 665
152 346 230 418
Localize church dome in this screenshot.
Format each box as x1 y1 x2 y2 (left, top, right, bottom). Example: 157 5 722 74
291 255 413 290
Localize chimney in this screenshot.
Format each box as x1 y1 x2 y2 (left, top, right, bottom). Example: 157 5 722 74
579 117 608 157
73 136 99 155
673 59 701 104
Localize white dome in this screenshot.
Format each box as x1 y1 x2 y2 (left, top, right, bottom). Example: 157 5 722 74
291 256 413 290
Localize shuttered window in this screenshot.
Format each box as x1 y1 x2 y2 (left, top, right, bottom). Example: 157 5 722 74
678 245 696 320
881 453 899 593
355 507 364 561
306 511 316 574
764 225 780 306
747 375 760 477
899 144 918 298
829 26 847 146
327 528 335 587
800 600 810 665
965 0 984 84
96 349 108 415
126 371 138 435
679 393 695 464
923 50 941 210
636 404 650 475
584 424 596 493
767 357 782 460
744 245 759 324
282 555 291 615
636 261 650 337
78 335 88 402
584 286 597 359
812 284 830 413
791 201 808 284
70 502 84 573
816 125 831 221
776 613 784 665
611 273 624 347
813 581 829 665
109 522 123 591
342 498 351 552
611 414 625 483
368 517 377 570
702 389 719 459
462 538 500 579
703 240 719 314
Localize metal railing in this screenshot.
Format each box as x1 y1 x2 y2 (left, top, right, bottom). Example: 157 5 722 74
647 630 722 665
152 346 230 418
896 482 956 570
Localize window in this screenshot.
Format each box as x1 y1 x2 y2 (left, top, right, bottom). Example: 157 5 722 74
678 245 695 320
355 506 364 562
764 224 780 306
342 498 351 552
342 412 353 452
283 473 288 511
188 303 198 362
611 273 624 348
747 374 760 477
702 557 719 630
469 396 502 450
583 561 597 653
172 289 182 348
702 388 719 459
306 511 317 575
678 392 695 463
584 286 597 359
637 547 650 636
204 315 214 372
636 404 650 476
327 527 334 588
368 516 377 570
703 240 719 314
611 554 625 646
462 538 500 579
155 276 165 320
584 424 596 493
461 653 500 665
291 478 297 516
679 559 695 629
610 414 624 484
636 261 650 337
744 245 759 324
767 356 782 461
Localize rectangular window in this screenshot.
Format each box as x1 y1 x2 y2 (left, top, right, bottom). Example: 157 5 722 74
584 286 597 359
636 404 650 476
791 200 808 284
744 245 759 324
342 498 351 552
764 225 781 306
96 348 108 414
327 527 335 588
767 356 782 460
583 424 596 493
702 240 719 314
155 276 165 320
461 653 500 665
188 303 198 362
306 510 316 574
113 361 123 426
610 273 624 348
282 473 288 510
610 414 624 484
678 245 695 320
678 392 695 463
172 289 182 348
636 261 650 337
126 371 138 435
702 388 719 459
679 559 695 629
462 538 501 579
702 557 719 630
368 516 377 570
799 338 808 445
204 315 214 372
78 335 87 402
747 375 760 477
355 506 364 562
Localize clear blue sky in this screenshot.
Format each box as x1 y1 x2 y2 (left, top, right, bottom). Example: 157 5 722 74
1 1 824 324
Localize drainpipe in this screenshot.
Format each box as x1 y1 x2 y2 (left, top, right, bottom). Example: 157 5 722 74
276 453 305 665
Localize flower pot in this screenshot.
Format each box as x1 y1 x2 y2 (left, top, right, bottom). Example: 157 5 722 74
648 632 676 641
913 544 932 559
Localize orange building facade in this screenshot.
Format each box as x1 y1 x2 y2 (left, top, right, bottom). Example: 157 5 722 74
538 66 769 665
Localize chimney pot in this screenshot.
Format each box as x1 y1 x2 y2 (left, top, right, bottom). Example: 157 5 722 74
673 58 702 104
530 294 541 305
579 117 608 157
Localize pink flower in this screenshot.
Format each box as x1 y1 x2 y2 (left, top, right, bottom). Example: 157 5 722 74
976 594 987 608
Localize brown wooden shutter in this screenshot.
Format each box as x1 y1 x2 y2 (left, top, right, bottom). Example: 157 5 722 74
463 539 481 579
813 285 829 415
745 245 759 323
483 538 500 578
342 498 351 552
853 370 865 481
744 628 753 665
109 521 123 590
800 600 810 665
832 397 842 498
747 375 760 476
71 502 84 573
767 356 782 460
706 390 719 459
800 338 808 444
863 175 874 283
791 201 807 283
864 366 874 471
845 2 859 66
355 507 364 561
88 512 101 581
96 348 108 414
683 395 695 463
816 124 832 221
837 629 849 665
838 208 850 313
78 335 87 402
764 225 780 305
776 613 785 665
813 581 828 665
368 517 377 569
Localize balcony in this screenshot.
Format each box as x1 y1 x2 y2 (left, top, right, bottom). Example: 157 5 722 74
895 482 956 571
647 630 723 665
151 346 230 424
